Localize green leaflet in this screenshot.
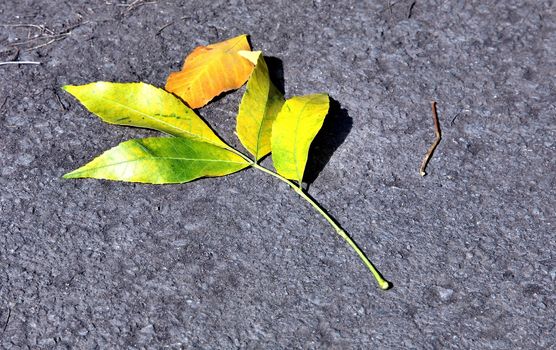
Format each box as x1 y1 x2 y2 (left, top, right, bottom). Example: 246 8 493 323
271 94 330 185
63 82 228 148
236 51 285 161
63 137 249 184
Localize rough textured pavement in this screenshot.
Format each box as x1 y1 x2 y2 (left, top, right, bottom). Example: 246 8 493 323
1 0 555 349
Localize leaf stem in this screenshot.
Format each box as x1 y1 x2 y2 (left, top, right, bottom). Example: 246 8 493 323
217 146 389 289
250 162 390 290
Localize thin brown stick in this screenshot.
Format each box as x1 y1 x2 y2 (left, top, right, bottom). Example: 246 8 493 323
0 23 50 32
407 1 416 19
156 22 174 35
25 36 67 51
419 101 441 176
120 0 157 14
156 16 189 36
1 21 86 52
10 36 50 47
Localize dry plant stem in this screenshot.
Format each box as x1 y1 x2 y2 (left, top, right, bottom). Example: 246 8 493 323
1 21 86 51
0 61 41 66
420 101 441 176
26 37 66 51
241 156 390 290
121 0 157 13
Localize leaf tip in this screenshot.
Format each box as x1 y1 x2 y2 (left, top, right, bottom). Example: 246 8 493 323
62 169 81 179
238 50 261 65
237 33 249 41
62 85 79 96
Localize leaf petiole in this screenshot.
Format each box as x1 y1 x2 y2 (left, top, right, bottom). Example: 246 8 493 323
248 161 391 290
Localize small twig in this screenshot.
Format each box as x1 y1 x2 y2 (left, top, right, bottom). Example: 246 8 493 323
120 0 157 14
419 101 441 176
10 36 50 47
408 1 416 19
450 112 460 126
25 36 67 51
117 0 140 7
1 21 85 52
156 22 174 35
0 23 50 33
156 16 189 36
58 21 87 36
0 61 41 66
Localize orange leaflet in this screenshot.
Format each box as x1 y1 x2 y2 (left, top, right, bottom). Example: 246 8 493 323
165 34 255 109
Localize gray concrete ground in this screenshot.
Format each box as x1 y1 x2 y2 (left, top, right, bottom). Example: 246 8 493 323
1 0 554 348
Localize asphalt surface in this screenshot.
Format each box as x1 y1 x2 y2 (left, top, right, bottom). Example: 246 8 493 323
1 0 554 349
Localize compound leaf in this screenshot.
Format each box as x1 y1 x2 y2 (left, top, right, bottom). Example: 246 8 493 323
271 94 330 185
165 34 254 109
236 51 285 161
63 82 228 148
63 137 250 184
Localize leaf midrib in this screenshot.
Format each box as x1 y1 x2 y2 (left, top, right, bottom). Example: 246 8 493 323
88 95 222 147
171 52 241 92
292 99 315 184
253 76 274 160
69 156 247 176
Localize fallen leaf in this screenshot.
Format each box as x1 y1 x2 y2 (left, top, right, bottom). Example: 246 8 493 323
236 51 285 161
165 34 254 109
271 94 330 185
62 36 390 289
63 137 249 184
64 82 228 148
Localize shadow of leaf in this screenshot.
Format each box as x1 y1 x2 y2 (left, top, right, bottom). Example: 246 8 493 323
264 56 285 95
304 98 353 186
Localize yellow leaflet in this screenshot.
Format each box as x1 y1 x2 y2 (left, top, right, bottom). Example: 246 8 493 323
64 82 228 148
271 94 330 185
236 52 285 161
